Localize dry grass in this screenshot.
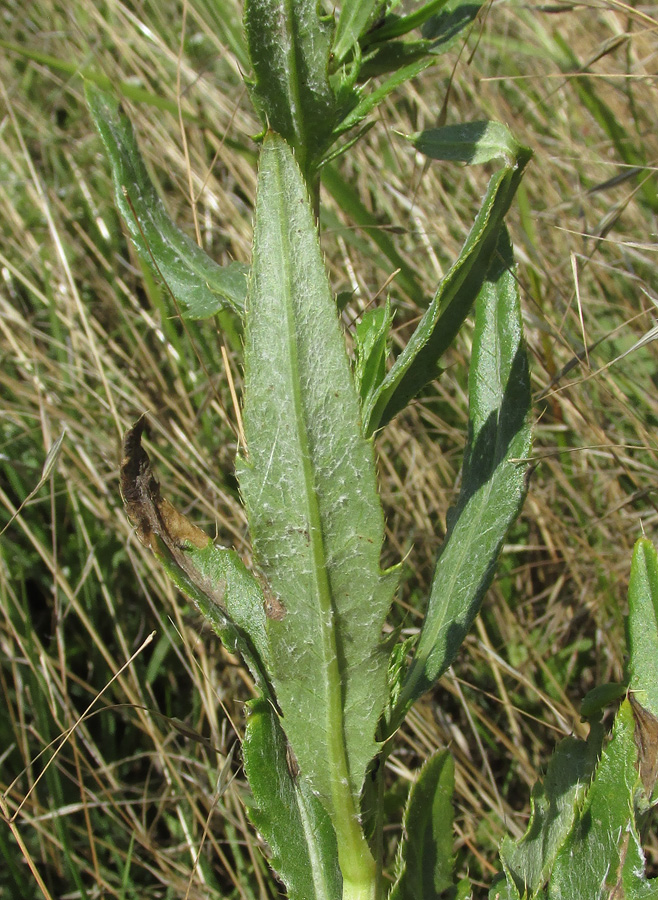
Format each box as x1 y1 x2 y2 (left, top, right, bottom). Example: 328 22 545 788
1 0 657 896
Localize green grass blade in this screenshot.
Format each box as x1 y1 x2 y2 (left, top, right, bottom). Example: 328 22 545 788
321 164 423 302
85 82 247 318
236 134 396 883
393 228 531 720
243 698 342 900
362 134 531 436
0 39 197 118
244 0 338 177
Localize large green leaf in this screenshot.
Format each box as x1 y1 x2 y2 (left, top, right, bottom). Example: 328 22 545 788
244 0 338 176
85 83 248 318
363 127 531 436
490 703 658 900
390 750 458 900
392 228 531 722
243 698 342 900
236 134 397 871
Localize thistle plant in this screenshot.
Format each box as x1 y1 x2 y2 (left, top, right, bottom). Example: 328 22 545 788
86 1 658 897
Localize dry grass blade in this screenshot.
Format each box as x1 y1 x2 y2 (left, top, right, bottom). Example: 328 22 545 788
1 0 657 895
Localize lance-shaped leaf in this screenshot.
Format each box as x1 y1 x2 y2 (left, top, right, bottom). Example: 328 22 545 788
355 0 483 82
243 698 342 900
244 0 338 176
362 125 531 436
391 228 531 724
120 418 272 696
86 83 247 318
354 299 394 410
390 749 459 900
236 135 397 855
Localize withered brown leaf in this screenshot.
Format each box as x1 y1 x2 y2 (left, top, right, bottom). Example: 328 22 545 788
120 416 225 609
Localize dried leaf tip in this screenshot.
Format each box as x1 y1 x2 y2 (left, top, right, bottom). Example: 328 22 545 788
120 416 209 552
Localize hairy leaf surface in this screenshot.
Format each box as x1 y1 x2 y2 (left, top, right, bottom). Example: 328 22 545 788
237 135 397 825
244 0 337 175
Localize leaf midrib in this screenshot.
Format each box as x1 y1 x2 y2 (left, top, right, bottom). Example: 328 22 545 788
270 151 352 813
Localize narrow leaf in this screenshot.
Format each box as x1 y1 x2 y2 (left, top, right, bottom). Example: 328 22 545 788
120 418 272 695
393 228 531 721
354 300 394 409
363 0 452 45
362 143 531 436
332 55 437 142
390 750 457 900
244 0 337 174
236 134 397 837
626 537 658 717
85 82 247 318
243 698 342 900
333 0 378 65
0 429 66 538
409 120 525 166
